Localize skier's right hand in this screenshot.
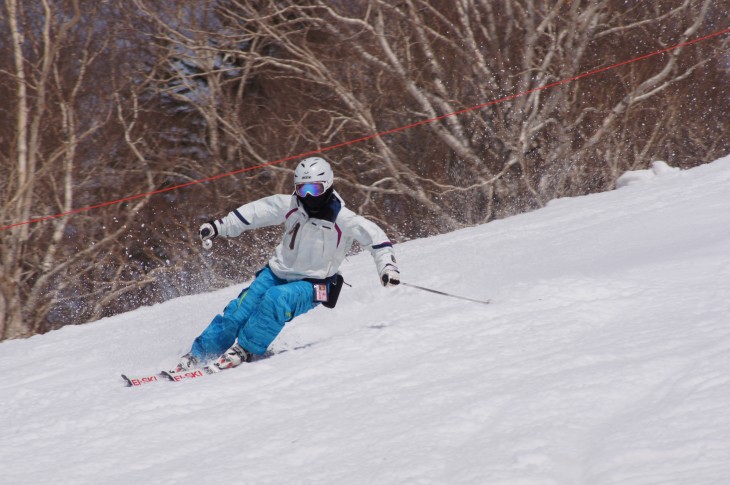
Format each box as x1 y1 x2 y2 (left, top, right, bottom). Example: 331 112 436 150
199 221 219 248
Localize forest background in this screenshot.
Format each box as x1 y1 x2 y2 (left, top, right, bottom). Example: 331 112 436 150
1 0 728 340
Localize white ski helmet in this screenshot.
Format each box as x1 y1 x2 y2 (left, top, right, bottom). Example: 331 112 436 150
294 157 334 198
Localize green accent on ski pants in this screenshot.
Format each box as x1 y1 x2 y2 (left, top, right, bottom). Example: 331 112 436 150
191 267 317 358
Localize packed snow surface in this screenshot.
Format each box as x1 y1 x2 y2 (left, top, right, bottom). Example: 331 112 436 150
2 156 730 485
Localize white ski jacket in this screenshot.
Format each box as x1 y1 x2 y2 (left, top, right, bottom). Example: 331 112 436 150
213 192 397 282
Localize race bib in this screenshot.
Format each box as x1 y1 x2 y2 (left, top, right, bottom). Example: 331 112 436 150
314 283 329 302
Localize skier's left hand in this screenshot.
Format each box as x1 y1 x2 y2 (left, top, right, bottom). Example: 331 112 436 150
380 266 401 287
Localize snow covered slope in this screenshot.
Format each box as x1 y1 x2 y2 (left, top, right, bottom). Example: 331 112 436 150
2 156 730 485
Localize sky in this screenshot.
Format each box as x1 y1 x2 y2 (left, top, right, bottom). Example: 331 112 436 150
1 155 729 485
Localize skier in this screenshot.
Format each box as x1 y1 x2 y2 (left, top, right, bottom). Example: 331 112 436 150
171 157 400 374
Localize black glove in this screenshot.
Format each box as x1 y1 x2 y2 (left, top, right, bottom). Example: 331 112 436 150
380 265 401 287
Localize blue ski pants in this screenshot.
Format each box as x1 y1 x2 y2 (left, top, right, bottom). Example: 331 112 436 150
191 267 318 358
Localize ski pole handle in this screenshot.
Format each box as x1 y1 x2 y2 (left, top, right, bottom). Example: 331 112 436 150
199 222 217 250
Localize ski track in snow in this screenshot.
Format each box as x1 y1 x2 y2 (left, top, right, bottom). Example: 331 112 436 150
2 156 730 485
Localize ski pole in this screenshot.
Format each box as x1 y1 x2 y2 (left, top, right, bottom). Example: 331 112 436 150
401 282 491 305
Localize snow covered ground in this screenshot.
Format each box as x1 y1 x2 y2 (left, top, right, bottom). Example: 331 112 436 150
2 155 730 485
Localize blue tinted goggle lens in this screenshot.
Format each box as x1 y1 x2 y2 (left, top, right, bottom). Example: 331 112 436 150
296 182 326 197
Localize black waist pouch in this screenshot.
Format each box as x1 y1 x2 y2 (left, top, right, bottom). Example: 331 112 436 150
322 274 344 309
310 273 345 309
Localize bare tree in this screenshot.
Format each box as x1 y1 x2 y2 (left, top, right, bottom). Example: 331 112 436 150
0 1 166 338
133 0 726 223
1 0 727 339
1 0 84 338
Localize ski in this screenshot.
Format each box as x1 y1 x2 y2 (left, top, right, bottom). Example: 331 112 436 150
161 369 208 382
121 369 207 387
121 348 285 387
121 372 165 387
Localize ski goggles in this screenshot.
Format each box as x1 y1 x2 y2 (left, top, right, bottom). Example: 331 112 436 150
295 182 327 197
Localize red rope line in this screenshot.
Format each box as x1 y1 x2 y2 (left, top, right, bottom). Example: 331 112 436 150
2 26 728 232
